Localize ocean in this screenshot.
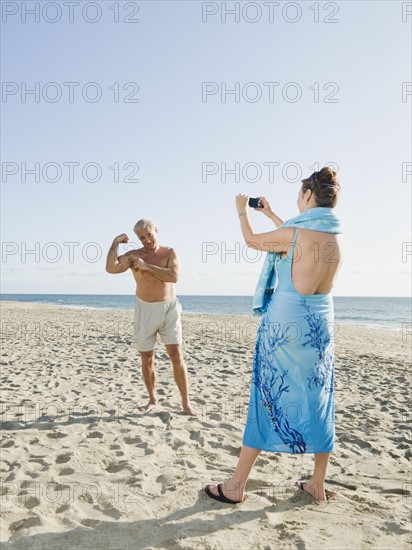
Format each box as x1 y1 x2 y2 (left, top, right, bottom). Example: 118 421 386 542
0 294 410 331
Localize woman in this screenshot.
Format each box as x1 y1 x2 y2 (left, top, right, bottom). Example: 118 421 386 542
205 167 343 503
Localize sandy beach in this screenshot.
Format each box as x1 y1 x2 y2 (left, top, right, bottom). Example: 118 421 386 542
0 300 411 549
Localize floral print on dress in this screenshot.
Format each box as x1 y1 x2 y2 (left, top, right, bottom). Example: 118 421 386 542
301 298 334 394
252 318 307 454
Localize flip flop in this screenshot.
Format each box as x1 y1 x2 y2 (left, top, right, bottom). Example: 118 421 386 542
204 483 244 504
296 481 333 501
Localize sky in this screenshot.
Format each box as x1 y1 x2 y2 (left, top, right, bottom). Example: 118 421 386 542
1 0 411 297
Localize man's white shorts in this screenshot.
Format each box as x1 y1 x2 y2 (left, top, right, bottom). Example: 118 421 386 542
131 296 183 352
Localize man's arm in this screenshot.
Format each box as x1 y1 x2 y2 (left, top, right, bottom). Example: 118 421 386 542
106 234 133 274
133 249 180 283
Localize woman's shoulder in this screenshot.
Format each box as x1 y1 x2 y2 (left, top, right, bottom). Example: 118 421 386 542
297 227 340 238
296 229 342 254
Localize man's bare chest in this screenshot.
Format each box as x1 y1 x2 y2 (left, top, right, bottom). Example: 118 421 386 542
132 248 170 268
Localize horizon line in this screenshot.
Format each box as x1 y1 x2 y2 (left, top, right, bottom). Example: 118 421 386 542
0 293 410 299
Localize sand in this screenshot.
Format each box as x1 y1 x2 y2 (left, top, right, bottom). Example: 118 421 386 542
0 300 411 549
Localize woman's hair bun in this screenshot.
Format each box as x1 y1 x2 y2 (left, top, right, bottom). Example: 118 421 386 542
302 166 341 208
313 167 339 188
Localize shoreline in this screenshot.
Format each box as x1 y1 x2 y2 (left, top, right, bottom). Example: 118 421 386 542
0 299 405 332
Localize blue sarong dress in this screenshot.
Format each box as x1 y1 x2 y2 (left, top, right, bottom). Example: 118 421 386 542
243 227 335 454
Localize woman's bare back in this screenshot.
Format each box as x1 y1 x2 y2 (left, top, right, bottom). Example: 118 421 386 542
280 228 343 296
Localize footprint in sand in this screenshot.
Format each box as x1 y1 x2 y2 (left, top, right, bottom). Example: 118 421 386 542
105 462 130 473
9 516 42 533
24 496 40 510
346 493 389 517
381 487 411 496
56 504 70 513
156 473 178 494
59 468 75 476
156 411 172 422
87 431 103 439
220 422 238 432
93 501 123 520
124 436 143 445
166 437 187 450
25 471 40 479
28 457 49 471
47 432 68 439
56 453 72 464
189 431 205 445
175 458 197 470
209 438 224 449
222 444 240 456
207 413 222 421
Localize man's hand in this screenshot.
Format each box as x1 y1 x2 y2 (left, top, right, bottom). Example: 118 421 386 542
131 249 180 282
113 233 129 245
133 257 149 271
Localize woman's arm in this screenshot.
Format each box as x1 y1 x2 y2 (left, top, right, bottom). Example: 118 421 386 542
236 194 294 253
257 196 284 227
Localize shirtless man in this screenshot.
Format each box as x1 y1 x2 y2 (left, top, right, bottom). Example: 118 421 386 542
106 219 198 416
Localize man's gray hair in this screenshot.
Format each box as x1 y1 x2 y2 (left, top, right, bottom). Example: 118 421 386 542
134 218 157 233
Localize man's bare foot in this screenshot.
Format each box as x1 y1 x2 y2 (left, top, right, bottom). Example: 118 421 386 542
295 480 329 502
180 404 199 416
139 401 157 413
206 479 245 502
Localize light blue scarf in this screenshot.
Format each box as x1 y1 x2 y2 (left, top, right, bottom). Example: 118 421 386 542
252 207 343 316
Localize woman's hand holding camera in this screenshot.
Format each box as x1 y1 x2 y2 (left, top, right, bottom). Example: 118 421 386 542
236 194 249 215
255 196 274 218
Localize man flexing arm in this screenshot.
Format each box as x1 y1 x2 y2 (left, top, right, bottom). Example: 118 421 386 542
106 233 134 274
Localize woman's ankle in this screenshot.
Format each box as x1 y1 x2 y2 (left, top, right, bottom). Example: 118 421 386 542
307 478 325 487
230 475 246 489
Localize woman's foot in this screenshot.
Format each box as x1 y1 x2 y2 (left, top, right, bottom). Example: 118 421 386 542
295 480 329 502
205 479 246 503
